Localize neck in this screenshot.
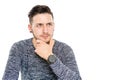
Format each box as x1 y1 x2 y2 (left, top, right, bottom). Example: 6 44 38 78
32 38 36 48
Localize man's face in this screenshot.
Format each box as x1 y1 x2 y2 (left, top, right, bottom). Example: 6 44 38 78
28 13 54 43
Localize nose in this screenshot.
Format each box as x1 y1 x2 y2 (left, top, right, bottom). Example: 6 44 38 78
43 25 48 33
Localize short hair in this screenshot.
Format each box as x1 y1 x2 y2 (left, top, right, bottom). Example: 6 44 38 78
28 5 54 24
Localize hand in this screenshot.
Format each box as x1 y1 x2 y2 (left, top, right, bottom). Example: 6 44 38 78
34 39 55 60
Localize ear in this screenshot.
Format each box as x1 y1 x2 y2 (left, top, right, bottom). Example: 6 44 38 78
28 24 32 33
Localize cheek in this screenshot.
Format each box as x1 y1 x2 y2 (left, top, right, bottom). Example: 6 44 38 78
33 29 42 35
49 28 54 33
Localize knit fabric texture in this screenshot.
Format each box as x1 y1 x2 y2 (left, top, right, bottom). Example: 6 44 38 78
3 38 82 80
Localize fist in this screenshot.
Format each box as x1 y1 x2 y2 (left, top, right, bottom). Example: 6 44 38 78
34 39 55 60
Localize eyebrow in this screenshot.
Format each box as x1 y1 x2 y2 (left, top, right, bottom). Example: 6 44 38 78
36 22 54 24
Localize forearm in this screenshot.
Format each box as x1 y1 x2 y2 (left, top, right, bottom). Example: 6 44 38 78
50 58 82 80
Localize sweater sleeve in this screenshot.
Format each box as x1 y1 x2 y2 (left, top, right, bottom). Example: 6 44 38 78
2 43 21 80
50 45 82 80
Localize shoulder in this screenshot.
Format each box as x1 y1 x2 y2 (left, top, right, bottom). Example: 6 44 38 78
54 40 69 48
54 40 73 52
11 38 32 48
54 40 76 61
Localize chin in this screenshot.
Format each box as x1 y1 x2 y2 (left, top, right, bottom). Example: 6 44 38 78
44 40 50 44
42 39 50 44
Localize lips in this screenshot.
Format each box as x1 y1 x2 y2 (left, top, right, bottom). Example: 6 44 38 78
41 35 49 38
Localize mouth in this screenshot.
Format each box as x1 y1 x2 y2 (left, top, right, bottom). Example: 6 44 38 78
41 35 49 39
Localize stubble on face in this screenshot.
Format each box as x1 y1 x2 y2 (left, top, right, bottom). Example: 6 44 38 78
32 31 52 44
30 13 54 44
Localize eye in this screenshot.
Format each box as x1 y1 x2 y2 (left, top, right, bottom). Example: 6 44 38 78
36 23 43 27
47 23 53 26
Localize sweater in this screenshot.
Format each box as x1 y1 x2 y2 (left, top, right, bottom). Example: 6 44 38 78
2 38 82 80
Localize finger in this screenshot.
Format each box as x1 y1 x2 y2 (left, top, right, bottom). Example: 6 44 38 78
49 39 54 48
37 39 47 45
36 39 41 44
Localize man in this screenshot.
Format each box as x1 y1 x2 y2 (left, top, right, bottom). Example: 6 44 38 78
3 5 82 80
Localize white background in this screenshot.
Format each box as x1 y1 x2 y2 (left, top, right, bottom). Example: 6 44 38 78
0 0 120 80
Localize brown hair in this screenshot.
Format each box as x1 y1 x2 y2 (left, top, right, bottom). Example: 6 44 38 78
28 5 54 24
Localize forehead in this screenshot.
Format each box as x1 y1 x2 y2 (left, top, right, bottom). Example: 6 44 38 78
32 13 53 23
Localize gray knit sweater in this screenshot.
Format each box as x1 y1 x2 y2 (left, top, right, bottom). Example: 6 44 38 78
2 38 82 80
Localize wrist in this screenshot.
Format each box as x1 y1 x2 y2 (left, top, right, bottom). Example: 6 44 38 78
47 54 57 64
44 52 53 60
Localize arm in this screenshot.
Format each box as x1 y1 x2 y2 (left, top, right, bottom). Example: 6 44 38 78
2 43 21 80
34 39 82 79
50 45 82 80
